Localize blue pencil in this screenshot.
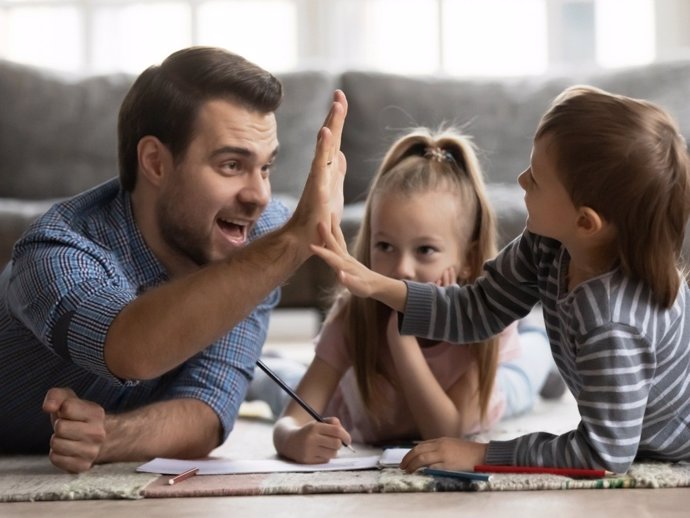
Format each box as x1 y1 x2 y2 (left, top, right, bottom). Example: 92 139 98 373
421 467 492 482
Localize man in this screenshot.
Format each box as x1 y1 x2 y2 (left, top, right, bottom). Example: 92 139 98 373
0 46 347 473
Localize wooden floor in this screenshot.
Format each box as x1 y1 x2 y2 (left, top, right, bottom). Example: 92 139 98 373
5 485 689 517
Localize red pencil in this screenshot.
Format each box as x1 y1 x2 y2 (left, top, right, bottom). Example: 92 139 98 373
167 467 199 485
474 464 612 478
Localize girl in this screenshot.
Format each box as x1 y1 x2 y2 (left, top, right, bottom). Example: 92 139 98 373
312 86 690 474
273 128 558 464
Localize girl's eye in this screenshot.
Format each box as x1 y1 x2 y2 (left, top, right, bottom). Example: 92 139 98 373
418 246 437 256
375 241 393 253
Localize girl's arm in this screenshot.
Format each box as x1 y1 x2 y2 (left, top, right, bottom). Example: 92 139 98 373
272 357 351 464
386 311 482 440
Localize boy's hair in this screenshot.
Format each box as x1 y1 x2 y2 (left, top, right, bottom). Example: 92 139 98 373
536 85 690 308
332 127 500 424
118 46 283 191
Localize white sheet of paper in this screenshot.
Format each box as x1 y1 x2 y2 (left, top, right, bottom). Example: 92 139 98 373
136 455 381 475
377 448 411 468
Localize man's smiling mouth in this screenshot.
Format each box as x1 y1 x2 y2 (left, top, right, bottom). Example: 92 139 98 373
217 217 249 245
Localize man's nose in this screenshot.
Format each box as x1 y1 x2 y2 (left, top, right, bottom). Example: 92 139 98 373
238 170 271 207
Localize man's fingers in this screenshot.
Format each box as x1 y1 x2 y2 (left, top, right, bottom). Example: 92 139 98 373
50 434 102 457
42 387 77 413
56 397 106 423
321 90 348 156
313 126 335 171
330 214 348 249
48 450 95 474
53 415 106 442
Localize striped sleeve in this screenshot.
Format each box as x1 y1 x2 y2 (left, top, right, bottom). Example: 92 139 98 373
486 325 654 472
399 232 542 343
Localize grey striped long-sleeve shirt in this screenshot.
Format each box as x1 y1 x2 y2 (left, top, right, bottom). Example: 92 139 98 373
399 230 690 473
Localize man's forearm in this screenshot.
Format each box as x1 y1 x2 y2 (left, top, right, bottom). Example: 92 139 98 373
97 398 222 463
106 226 302 380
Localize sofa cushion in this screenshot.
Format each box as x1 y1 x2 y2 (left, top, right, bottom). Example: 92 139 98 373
339 70 556 203
273 71 338 199
0 59 337 202
0 59 132 199
339 60 690 205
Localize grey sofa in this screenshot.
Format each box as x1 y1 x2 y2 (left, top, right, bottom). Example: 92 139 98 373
2 58 690 311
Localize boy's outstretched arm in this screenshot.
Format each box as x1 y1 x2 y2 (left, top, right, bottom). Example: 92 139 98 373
311 217 408 312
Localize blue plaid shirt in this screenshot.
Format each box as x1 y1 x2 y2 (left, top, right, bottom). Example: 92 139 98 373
0 178 290 453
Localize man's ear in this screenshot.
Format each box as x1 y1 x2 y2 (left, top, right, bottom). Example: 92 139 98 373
576 206 608 237
137 136 170 187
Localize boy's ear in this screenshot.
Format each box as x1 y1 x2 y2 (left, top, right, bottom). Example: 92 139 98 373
576 206 608 237
137 136 171 187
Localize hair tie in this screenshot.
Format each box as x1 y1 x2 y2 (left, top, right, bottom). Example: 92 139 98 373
424 146 453 163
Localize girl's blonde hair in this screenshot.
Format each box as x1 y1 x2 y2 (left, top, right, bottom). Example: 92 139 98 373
536 85 690 308
329 127 500 423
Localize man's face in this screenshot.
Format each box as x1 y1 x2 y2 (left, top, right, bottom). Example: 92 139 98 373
156 99 278 268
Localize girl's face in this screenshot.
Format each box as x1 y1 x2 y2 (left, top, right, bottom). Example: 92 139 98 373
369 189 469 283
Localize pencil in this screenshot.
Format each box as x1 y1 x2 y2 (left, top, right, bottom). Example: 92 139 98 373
255 359 356 452
167 467 199 485
473 464 611 478
422 468 492 482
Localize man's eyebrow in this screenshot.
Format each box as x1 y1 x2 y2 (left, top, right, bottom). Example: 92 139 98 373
210 145 280 161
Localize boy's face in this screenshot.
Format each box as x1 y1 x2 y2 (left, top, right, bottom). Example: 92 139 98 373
518 134 579 242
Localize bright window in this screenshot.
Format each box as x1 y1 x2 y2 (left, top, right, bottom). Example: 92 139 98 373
0 0 674 76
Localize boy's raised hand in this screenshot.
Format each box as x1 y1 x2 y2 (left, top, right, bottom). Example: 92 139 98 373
311 215 409 312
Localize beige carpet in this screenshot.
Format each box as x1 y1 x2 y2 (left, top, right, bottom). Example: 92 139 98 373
3 393 690 501
0 456 157 501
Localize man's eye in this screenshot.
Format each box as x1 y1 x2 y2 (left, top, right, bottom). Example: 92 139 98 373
223 160 240 171
261 163 274 177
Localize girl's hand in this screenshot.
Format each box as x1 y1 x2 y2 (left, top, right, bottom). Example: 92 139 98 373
435 266 457 288
279 417 352 464
399 437 488 473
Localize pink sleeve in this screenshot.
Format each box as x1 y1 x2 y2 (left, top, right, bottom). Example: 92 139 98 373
313 314 351 374
496 321 522 362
